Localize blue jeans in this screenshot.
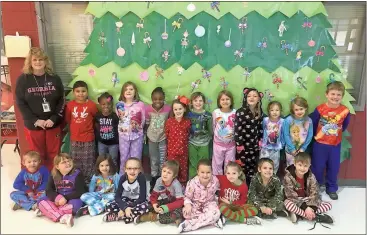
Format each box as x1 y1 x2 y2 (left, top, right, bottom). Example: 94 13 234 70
98 142 119 167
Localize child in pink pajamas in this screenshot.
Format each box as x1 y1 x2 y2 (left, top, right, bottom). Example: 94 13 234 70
37 153 87 227
178 159 224 233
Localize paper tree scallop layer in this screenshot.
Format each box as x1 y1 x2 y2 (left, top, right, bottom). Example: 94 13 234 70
82 11 337 73
68 62 354 115
85 2 328 19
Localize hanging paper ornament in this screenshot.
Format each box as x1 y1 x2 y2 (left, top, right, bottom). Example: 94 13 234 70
187 2 196 12
308 38 316 47
211 2 220 12
217 25 221 34
296 50 302 61
131 32 136 45
220 77 229 90
201 69 212 82
315 46 325 62
116 39 126 57
193 45 204 59
111 72 119 87
136 19 144 32
302 17 312 29
328 73 336 84
140 71 149 82
257 37 267 51
225 28 232 47
238 17 247 34
278 21 287 37
172 18 184 32
191 79 201 92
155 65 164 79
234 48 244 61
264 89 275 102
206 98 213 110
243 67 251 81
280 40 293 55
98 32 107 47
296 77 307 90
195 24 206 37
161 19 169 40
88 68 96 77
162 50 170 62
143 32 152 48
116 21 123 33
177 66 185 75
181 30 189 48
315 74 321 83
272 73 282 89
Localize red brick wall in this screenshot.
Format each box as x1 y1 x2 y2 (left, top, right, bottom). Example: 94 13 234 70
1 2 40 156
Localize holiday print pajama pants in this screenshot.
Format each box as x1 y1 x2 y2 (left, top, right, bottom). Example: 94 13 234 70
80 192 115 216
167 154 188 185
284 199 332 218
147 198 183 224
148 139 167 177
188 144 209 179
10 190 46 211
181 201 221 232
236 148 260 186
70 140 95 184
212 143 236 175
260 149 280 173
38 198 83 222
105 198 149 224
119 136 144 174
219 203 258 223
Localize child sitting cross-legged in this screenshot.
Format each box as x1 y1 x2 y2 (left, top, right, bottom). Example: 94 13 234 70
283 152 333 228
134 160 184 226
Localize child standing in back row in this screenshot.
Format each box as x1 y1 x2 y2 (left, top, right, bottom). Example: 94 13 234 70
145 87 171 190
116 81 145 174
187 92 212 179
212 90 236 175
65 81 98 184
235 88 264 186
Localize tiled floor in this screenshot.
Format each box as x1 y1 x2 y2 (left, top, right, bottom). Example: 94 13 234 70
1 144 366 234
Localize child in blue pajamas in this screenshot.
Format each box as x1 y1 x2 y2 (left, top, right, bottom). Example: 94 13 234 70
77 154 120 217
10 151 49 211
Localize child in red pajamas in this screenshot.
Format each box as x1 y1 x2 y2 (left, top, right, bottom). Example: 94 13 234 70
165 97 191 186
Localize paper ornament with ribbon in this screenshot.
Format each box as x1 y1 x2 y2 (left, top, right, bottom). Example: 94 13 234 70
177 66 184 75
302 17 312 29
206 98 213 110
272 73 282 89
201 69 212 82
191 79 201 92
111 72 120 87
136 19 144 32
98 32 107 47
194 45 204 59
308 38 316 47
161 19 169 40
181 30 189 48
280 40 293 55
264 89 274 101
257 37 267 51
211 2 220 12
316 46 325 62
143 32 152 48
243 67 251 81
162 50 170 62
234 48 244 61
315 74 322 83
116 21 123 33
155 65 164 79
172 18 184 32
238 17 247 34
220 77 229 90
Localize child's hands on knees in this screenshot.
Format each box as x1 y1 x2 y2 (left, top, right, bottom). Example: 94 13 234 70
125 207 133 217
305 207 315 220
153 204 161 214
183 204 192 217
260 206 272 215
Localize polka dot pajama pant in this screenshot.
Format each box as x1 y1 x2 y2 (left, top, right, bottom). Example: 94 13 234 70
105 198 149 224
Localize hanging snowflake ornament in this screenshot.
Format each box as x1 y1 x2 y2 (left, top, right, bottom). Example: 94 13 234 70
193 45 204 59
315 46 326 62
220 77 229 90
278 21 287 37
238 17 247 34
98 32 107 47
172 18 184 32
155 65 164 79
211 2 220 12
162 50 170 62
143 32 152 48
272 73 282 89
234 48 244 61
201 69 212 82
191 79 201 92
177 66 185 75
116 21 123 33
243 67 251 81
136 19 144 32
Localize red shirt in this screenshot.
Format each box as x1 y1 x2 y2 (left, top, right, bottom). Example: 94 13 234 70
217 175 248 205
295 176 306 197
65 100 98 142
165 117 191 156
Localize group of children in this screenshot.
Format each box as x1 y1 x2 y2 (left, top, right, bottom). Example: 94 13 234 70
10 79 350 232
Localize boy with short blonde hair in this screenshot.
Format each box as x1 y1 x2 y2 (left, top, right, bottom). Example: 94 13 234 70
10 151 49 211
310 81 351 200
134 160 184 225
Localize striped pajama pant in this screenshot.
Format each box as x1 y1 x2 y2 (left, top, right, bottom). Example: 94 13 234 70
38 199 83 222
219 203 258 223
284 198 332 218
80 192 115 216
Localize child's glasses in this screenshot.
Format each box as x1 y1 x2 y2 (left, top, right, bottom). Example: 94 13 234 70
126 167 140 171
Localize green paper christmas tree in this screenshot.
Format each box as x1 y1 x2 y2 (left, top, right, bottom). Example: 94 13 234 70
63 2 354 162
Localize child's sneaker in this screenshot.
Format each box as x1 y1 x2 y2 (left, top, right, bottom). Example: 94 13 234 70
316 213 333 224
219 214 226 226
134 212 156 224
245 216 262 225
11 202 22 211
34 208 42 217
59 214 74 227
103 211 121 222
290 212 299 223
277 210 289 217
75 205 89 218
31 203 38 211
215 218 224 229
178 221 186 233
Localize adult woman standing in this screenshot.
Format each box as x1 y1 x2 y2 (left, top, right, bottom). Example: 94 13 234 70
15 47 65 170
